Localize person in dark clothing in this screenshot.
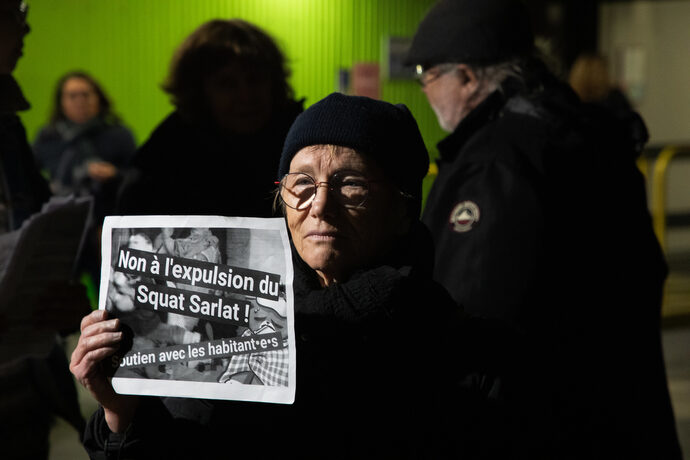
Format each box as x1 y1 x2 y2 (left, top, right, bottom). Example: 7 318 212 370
1 1 48 231
116 19 303 218
33 71 136 283
569 53 649 156
107 19 302 374
406 0 681 458
71 93 522 459
1 1 90 458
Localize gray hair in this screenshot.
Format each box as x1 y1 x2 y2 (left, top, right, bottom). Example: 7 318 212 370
469 58 526 97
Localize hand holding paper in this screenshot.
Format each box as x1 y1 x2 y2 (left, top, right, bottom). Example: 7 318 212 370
69 309 139 433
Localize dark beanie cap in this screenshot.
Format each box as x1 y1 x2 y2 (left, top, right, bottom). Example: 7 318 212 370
278 92 429 202
405 0 534 67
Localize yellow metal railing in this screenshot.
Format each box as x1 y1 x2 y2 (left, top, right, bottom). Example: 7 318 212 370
636 155 648 180
649 145 690 317
652 146 677 251
651 146 690 252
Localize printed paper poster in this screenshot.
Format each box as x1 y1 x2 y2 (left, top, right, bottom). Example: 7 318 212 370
100 216 295 404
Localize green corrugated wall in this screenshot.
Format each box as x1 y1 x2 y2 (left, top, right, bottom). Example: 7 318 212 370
15 0 446 165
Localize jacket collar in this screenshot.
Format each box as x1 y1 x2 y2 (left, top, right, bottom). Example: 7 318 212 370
0 74 30 114
436 79 523 162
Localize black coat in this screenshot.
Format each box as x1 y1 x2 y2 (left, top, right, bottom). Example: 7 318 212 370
422 73 681 458
33 118 136 218
82 224 522 459
0 76 51 230
33 119 136 190
116 101 302 218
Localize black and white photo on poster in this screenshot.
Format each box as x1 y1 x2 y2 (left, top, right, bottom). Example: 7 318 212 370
100 215 295 404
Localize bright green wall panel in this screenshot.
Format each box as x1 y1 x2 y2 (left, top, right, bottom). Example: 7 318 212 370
16 0 446 162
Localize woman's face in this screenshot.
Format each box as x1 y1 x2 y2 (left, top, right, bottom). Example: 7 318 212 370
61 77 100 124
285 146 406 286
203 61 272 134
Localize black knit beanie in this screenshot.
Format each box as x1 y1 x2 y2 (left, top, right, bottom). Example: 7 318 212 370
278 93 429 204
405 0 534 67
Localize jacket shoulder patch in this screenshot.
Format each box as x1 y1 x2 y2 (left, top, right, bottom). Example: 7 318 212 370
449 201 480 233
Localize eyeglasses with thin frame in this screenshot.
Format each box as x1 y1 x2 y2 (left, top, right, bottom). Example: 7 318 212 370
275 171 376 210
415 63 457 88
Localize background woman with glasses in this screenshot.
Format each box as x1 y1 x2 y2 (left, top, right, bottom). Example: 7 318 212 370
32 71 136 284
72 93 520 458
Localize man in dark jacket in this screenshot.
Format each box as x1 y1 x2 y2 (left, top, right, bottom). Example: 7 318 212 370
406 0 681 458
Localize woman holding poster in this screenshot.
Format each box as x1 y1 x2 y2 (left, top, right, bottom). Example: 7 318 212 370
71 94 523 458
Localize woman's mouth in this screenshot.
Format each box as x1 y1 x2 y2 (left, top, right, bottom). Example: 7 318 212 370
306 231 339 241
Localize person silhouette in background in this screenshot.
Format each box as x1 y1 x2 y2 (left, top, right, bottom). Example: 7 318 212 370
33 71 136 284
569 53 632 114
1 0 47 231
1 1 90 457
116 18 303 218
569 53 649 156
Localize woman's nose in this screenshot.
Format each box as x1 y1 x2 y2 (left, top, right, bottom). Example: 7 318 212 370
309 184 334 216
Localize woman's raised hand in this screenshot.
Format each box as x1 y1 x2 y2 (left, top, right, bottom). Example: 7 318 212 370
69 309 139 432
